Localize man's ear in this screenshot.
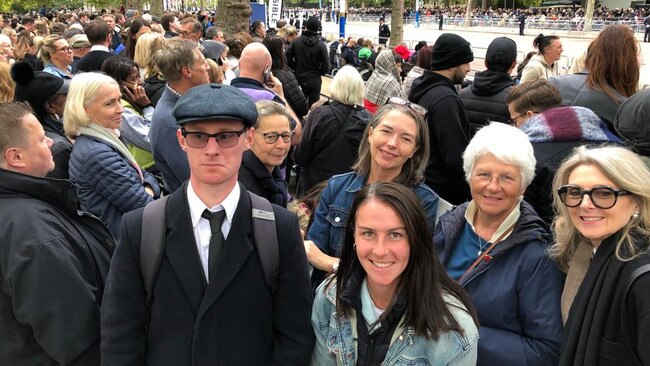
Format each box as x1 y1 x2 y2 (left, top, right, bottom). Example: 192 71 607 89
181 65 192 79
176 128 188 152
244 127 254 150
3 147 26 170
44 101 56 115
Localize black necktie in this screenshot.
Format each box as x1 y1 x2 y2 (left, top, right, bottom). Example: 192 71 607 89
201 209 226 281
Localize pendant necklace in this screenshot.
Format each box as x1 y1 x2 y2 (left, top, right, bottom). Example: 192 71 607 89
477 236 490 256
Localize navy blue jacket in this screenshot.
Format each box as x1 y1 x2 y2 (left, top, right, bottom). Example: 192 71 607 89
69 134 159 240
434 201 563 366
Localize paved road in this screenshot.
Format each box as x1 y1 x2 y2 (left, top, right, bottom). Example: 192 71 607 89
320 20 650 89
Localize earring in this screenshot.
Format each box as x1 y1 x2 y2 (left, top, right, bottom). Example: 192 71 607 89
632 211 640 220
353 243 356 250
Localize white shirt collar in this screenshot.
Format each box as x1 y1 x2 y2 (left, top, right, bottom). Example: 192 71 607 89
90 45 110 52
187 181 240 230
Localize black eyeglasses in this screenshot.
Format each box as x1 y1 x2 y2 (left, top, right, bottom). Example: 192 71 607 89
256 131 294 144
55 46 72 53
557 185 631 209
507 112 527 126
388 97 427 117
181 127 248 148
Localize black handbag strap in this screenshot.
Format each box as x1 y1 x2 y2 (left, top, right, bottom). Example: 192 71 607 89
621 263 650 365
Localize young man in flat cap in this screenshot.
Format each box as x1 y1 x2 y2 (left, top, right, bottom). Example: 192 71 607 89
101 84 314 366
409 33 473 206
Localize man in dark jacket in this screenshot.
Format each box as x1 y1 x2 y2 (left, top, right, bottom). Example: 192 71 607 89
101 84 314 365
409 33 473 205
378 17 390 46
75 19 112 73
459 37 517 137
286 16 329 106
0 102 113 365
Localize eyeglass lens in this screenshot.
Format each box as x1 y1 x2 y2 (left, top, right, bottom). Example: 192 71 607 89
558 186 624 209
183 129 245 148
261 132 293 144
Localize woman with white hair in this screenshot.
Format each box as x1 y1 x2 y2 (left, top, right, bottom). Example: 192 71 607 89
65 72 161 240
433 122 563 366
293 65 372 196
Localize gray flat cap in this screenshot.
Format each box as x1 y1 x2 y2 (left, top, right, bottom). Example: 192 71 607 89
173 84 258 127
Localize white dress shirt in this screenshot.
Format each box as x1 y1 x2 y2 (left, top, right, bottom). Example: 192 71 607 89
187 182 241 282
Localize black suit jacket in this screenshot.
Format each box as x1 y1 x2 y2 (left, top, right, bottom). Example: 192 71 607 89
76 50 113 73
100 182 314 365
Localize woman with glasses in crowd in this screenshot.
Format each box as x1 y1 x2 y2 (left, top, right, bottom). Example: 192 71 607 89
551 146 650 366
305 102 440 286
238 100 293 207
312 182 479 365
65 72 160 240
434 122 563 366
39 35 73 79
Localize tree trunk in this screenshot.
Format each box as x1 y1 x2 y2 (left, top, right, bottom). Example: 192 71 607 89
125 0 143 10
389 0 404 47
217 0 252 36
464 0 472 27
150 0 164 17
583 0 595 32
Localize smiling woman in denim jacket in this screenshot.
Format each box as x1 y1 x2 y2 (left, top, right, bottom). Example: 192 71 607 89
304 103 440 285
312 182 479 365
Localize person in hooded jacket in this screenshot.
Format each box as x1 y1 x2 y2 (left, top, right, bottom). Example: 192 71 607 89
434 122 563 366
363 50 405 114
409 33 473 205
459 37 517 137
293 66 371 196
286 16 329 107
11 61 72 179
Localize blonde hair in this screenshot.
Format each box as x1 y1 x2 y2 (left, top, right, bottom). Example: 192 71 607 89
277 25 298 41
37 34 62 63
64 73 118 138
134 32 165 79
205 58 224 84
550 145 650 270
0 62 15 102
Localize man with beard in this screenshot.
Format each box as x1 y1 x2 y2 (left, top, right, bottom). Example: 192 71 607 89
408 33 473 205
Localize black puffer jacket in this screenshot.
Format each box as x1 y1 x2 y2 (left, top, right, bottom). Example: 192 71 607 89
293 101 371 195
459 70 514 137
274 67 310 119
286 30 329 85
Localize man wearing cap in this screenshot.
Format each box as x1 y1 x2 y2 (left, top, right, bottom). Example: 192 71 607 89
459 37 517 136
149 38 210 193
101 84 314 365
0 101 113 365
69 34 91 73
409 33 473 205
75 19 112 73
11 61 72 179
378 17 390 46
286 15 329 107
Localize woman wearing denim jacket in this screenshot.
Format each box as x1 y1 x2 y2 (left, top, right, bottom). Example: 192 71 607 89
312 182 479 365
304 103 440 282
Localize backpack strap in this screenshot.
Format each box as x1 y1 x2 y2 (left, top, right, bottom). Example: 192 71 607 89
140 195 170 307
621 263 650 365
248 191 279 293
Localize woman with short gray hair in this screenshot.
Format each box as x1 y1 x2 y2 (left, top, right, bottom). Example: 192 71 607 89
434 122 563 365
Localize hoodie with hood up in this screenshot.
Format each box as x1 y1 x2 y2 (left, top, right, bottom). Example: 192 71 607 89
286 30 329 85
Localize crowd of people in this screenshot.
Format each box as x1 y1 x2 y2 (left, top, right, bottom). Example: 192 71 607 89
1 5 650 366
